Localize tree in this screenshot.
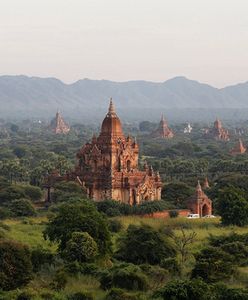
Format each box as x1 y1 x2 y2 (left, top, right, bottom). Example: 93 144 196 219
216 187 248 226
63 232 98 263
0 185 26 205
0 240 32 290
153 278 212 300
191 246 235 283
100 264 148 291
170 227 196 269
44 200 112 255
162 182 194 208
115 224 175 265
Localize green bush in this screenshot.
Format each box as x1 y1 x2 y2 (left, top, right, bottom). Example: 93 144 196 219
0 185 26 205
100 264 148 291
23 185 43 201
191 246 236 283
63 232 98 263
31 247 55 272
9 199 36 217
67 291 93 300
105 288 144 300
0 207 12 220
134 201 170 215
44 200 112 255
17 291 35 300
115 224 175 265
51 270 68 291
108 219 123 233
169 210 179 218
153 278 212 300
216 187 248 226
0 239 32 290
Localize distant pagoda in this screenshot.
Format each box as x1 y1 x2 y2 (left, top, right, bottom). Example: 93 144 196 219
50 111 70 134
205 118 229 141
230 139 246 156
152 114 174 139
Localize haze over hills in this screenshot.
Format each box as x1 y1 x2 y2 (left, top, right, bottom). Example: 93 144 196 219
0 75 248 123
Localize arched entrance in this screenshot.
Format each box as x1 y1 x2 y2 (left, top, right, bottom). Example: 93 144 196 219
132 189 137 205
202 204 209 217
127 160 131 172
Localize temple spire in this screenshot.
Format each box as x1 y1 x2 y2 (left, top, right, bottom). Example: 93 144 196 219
108 98 115 115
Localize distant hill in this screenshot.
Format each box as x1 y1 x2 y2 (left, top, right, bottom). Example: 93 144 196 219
0 75 248 122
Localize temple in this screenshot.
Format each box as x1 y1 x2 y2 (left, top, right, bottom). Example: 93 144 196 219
230 139 246 156
50 111 70 134
205 118 229 141
187 181 212 217
152 115 174 138
47 99 162 204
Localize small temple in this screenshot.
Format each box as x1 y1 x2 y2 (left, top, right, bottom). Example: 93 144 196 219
152 114 174 139
205 118 229 141
187 181 212 217
50 111 70 134
230 139 246 156
46 99 162 204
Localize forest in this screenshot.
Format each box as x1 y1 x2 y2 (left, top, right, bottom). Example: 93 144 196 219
1 119 248 299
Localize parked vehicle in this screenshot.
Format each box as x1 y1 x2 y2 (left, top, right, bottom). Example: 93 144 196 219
203 214 216 218
187 214 200 219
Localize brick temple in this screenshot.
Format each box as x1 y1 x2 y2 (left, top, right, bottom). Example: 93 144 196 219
47 99 162 204
230 139 246 156
152 114 174 139
50 111 70 134
187 181 212 217
205 118 229 141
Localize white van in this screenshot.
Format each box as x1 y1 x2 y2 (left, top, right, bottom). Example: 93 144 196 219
187 214 200 219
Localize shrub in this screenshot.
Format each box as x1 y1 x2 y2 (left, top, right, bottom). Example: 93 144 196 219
44 200 112 255
100 264 148 291
115 224 175 265
216 187 248 226
191 246 235 283
108 219 123 233
160 257 181 275
0 207 12 220
0 185 26 204
213 283 248 300
9 198 36 217
0 240 32 290
134 201 169 215
51 270 68 291
17 291 35 300
68 291 93 300
169 210 178 218
105 288 144 300
23 185 43 201
63 232 98 263
153 278 212 300
31 247 55 272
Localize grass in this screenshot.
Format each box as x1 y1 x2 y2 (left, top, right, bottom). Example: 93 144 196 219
2 215 57 251
3 214 248 299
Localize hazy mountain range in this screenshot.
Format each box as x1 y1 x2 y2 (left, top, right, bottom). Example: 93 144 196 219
0 75 248 122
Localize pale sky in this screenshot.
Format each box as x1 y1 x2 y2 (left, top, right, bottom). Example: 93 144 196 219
0 0 248 87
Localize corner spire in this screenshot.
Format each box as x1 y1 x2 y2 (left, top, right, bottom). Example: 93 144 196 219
161 114 165 122
196 180 202 192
